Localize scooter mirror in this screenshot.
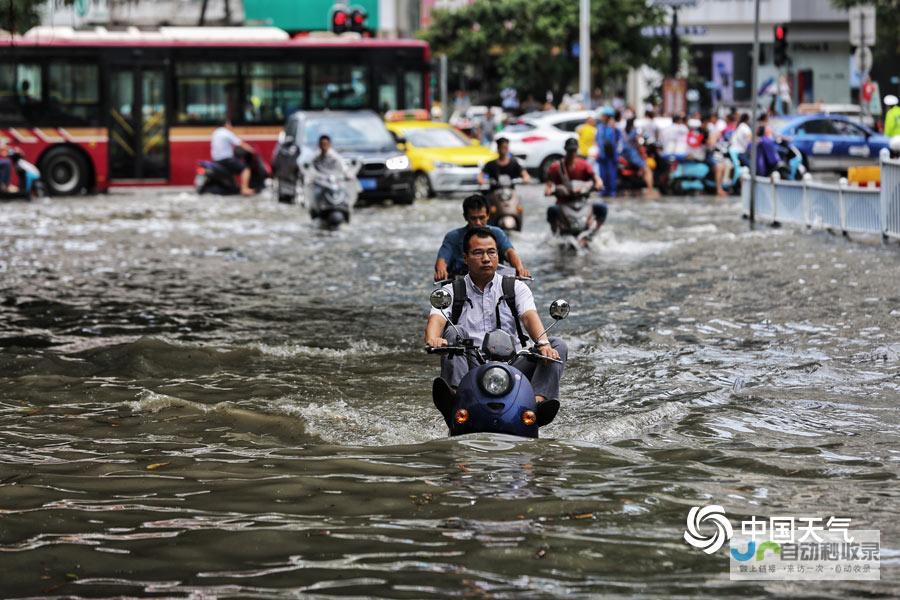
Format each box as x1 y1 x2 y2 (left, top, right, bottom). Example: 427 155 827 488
549 299 570 321
430 289 453 310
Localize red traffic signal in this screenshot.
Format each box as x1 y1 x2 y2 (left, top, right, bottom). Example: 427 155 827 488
332 9 349 33
349 9 368 33
773 24 789 67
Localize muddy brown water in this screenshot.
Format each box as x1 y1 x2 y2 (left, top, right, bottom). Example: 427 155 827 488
0 187 898 598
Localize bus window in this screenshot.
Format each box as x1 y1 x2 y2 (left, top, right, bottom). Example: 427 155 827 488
244 63 304 124
376 72 398 114
310 64 368 110
0 63 42 124
47 64 100 125
175 63 239 123
404 71 423 109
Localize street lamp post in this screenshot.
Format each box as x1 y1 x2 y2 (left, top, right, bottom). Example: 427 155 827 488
579 0 590 105
748 0 761 226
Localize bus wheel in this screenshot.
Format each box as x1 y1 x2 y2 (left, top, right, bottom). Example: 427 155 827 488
41 147 89 196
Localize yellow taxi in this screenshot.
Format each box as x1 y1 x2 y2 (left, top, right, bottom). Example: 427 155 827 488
385 110 497 200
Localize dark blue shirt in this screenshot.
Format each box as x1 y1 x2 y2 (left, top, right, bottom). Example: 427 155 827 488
437 225 514 276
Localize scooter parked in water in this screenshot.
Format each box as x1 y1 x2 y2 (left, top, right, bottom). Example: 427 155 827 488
195 148 268 196
301 158 362 229
487 174 524 232
427 289 569 438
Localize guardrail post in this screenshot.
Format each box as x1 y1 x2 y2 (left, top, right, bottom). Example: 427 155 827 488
838 177 848 237
802 172 812 229
771 171 781 226
881 149 890 244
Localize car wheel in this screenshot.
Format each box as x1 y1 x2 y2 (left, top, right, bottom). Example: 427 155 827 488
413 172 432 201
539 155 562 182
395 191 415 205
40 146 89 195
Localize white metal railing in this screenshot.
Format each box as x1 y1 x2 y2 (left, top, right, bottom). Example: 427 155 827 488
741 152 900 241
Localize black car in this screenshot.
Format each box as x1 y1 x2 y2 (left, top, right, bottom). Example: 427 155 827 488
272 110 415 206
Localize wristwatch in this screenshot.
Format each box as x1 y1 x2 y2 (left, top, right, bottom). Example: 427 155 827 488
535 340 550 348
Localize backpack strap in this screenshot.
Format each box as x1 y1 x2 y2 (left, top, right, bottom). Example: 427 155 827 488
449 276 467 325
501 276 529 347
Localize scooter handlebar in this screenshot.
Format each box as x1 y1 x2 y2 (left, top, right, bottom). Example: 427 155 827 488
426 345 467 355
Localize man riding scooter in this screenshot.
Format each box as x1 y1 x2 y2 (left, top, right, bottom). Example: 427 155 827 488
425 226 566 408
434 194 530 281
478 137 531 231
544 138 607 244
210 120 257 196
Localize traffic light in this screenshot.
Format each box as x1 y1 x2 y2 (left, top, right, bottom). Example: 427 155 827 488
774 24 789 67
350 9 368 34
331 6 368 35
331 8 349 34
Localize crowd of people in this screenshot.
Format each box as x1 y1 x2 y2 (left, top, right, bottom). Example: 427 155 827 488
451 86 794 199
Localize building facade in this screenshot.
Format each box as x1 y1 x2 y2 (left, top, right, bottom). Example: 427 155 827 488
676 0 855 107
43 0 244 27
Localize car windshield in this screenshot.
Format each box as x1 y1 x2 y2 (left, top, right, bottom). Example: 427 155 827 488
503 120 537 133
405 127 469 148
302 115 395 150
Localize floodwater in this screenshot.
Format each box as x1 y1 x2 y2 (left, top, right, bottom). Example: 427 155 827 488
0 186 898 598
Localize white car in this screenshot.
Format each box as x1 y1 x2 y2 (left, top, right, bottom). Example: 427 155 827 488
500 110 596 181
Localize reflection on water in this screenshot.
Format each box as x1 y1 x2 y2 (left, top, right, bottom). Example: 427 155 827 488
0 188 898 597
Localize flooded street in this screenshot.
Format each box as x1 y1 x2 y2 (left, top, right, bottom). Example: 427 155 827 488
1 186 898 597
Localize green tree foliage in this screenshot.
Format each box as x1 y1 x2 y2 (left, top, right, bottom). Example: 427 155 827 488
422 0 666 99
0 0 45 32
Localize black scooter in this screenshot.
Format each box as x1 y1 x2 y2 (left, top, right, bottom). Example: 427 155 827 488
195 148 268 196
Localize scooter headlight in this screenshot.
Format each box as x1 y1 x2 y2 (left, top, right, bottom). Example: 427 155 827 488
385 155 410 170
480 367 512 396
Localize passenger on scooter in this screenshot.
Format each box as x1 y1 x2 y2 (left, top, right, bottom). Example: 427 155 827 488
477 137 530 188
544 138 607 236
729 113 753 167
434 194 530 281
755 126 781 177
425 227 566 405
702 114 729 197
312 134 352 180
211 120 256 196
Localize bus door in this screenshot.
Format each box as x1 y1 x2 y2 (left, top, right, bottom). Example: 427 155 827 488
108 65 168 181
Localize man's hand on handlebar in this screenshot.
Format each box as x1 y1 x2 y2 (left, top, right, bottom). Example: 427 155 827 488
536 343 560 362
434 265 449 282
516 266 531 279
426 336 448 349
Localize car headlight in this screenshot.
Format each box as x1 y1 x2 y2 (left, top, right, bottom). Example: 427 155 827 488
385 155 410 170
480 367 512 396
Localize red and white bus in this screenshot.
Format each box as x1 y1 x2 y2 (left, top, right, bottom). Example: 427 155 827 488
0 27 430 194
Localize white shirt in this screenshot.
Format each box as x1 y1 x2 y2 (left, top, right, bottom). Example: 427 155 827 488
730 122 752 154
430 273 537 349
660 123 688 156
211 127 242 161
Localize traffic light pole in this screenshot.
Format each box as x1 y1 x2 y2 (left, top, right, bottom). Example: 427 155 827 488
579 0 590 104
748 0 760 226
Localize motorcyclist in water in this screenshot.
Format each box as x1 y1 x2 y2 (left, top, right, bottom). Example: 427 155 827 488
425 227 566 405
312 134 352 179
477 137 531 188
544 138 607 239
434 194 530 281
